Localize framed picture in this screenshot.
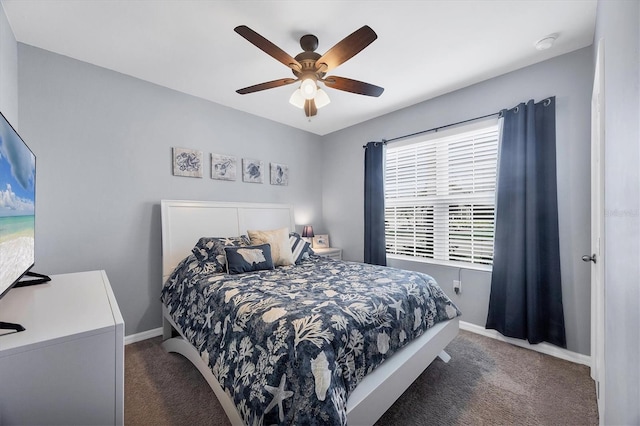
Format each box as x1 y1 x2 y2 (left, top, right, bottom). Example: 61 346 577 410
270 163 289 186
242 158 264 183
313 234 329 249
211 153 237 181
172 147 203 178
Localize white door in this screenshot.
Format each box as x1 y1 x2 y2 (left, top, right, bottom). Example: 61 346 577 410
588 38 605 421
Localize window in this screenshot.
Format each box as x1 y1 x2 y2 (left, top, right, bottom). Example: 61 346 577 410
384 119 499 267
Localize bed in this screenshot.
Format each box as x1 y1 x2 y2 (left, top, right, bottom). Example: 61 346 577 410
160 200 460 425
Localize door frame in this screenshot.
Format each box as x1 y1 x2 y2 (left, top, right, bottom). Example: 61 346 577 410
590 37 605 422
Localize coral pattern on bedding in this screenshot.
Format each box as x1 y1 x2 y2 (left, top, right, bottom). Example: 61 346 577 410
162 255 460 425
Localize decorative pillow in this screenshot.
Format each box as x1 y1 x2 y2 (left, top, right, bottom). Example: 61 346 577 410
247 228 294 267
225 244 274 274
191 236 250 273
289 233 312 264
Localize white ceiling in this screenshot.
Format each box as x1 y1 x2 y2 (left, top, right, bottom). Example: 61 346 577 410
2 0 597 136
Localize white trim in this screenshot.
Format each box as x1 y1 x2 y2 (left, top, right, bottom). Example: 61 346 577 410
124 327 163 345
459 321 591 366
590 38 606 423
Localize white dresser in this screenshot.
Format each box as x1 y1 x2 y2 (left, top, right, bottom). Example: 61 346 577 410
0 270 124 425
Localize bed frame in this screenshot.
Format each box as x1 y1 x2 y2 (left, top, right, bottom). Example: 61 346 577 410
160 199 459 425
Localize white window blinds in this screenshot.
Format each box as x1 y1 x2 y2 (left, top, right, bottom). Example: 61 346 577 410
384 121 499 266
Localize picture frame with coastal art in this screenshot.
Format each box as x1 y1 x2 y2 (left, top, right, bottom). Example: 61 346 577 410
242 158 264 183
211 153 237 181
172 147 203 178
313 234 330 249
270 163 289 186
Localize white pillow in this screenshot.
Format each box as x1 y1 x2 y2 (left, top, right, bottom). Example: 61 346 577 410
247 227 294 267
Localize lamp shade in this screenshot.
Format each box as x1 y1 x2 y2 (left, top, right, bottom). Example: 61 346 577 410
289 89 305 108
315 88 331 109
300 78 317 100
302 225 314 238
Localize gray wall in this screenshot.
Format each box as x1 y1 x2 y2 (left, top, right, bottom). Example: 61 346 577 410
321 47 594 355
18 44 324 335
7 20 595 356
594 0 640 424
0 2 17 124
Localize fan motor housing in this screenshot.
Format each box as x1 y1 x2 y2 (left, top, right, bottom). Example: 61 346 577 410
293 52 324 79
292 34 326 79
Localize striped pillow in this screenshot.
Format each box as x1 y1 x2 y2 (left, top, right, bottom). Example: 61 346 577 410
289 233 311 264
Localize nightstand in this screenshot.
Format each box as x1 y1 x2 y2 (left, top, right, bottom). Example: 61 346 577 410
313 247 343 260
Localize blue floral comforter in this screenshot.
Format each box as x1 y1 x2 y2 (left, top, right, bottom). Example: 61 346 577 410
161 255 460 425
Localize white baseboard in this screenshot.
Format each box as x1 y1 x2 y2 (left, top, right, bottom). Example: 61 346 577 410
124 327 163 345
459 321 591 367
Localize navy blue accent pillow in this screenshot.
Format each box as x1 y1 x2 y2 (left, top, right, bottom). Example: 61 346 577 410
192 236 250 273
225 244 275 274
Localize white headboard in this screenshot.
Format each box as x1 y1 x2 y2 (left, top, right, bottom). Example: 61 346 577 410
160 200 295 281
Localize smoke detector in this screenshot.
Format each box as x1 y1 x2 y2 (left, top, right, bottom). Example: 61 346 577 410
535 34 558 51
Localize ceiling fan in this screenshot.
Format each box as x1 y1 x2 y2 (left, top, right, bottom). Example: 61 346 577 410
234 25 384 117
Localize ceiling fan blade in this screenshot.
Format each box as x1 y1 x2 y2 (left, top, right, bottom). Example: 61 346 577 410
304 99 317 117
236 78 297 95
315 25 377 73
235 25 302 72
323 76 384 97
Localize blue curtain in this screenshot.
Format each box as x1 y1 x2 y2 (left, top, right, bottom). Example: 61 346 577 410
486 97 566 348
364 141 387 266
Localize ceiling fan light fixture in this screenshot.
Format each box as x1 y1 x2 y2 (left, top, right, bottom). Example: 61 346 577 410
234 25 383 118
315 88 331 109
300 78 318 99
289 89 305 108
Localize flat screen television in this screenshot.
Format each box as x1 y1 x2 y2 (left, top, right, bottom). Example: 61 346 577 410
0 111 48 333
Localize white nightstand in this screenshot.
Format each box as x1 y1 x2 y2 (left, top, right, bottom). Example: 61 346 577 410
313 247 343 260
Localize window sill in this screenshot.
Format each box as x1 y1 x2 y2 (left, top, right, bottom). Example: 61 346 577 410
386 254 493 272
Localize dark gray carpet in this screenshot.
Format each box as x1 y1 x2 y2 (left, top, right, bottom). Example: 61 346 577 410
125 330 598 425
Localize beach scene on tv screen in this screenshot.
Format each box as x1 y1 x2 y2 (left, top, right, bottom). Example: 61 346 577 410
0 115 35 288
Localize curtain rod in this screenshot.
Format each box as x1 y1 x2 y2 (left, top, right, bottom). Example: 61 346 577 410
363 111 501 148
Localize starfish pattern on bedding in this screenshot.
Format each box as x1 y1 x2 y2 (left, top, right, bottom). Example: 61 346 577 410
388 297 405 320
264 373 294 422
204 307 214 329
283 291 301 300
